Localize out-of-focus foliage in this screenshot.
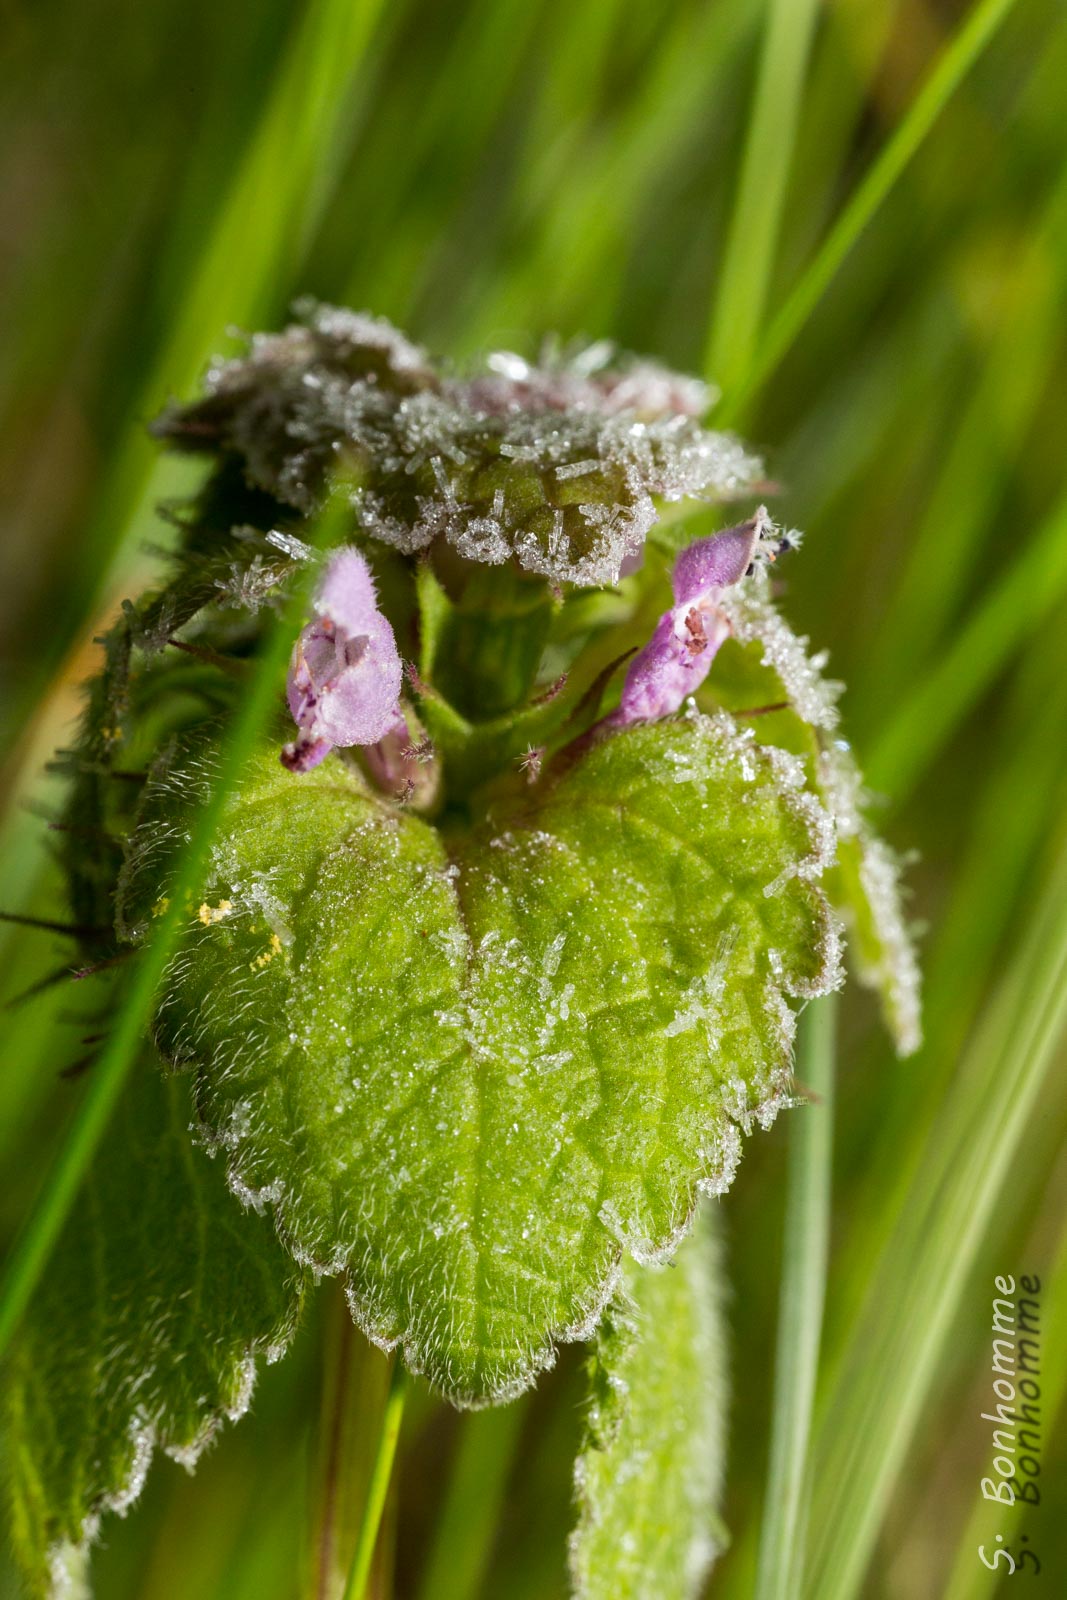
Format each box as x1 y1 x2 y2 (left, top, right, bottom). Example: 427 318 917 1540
1 0 1066 1597
570 1207 727 1600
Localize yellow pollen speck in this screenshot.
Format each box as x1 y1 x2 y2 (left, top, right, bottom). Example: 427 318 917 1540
151 897 170 918
250 933 284 972
198 899 233 925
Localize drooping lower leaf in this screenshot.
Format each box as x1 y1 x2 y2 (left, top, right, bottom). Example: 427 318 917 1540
6 1059 304 1597
569 1203 727 1600
132 710 839 1404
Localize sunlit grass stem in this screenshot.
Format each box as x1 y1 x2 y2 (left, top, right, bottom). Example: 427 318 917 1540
343 1357 409 1600
721 0 1021 421
753 993 836 1600
803 833 1067 1600
706 0 822 392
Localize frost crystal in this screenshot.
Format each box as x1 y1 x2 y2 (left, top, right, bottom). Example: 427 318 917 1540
719 566 842 730
156 301 764 587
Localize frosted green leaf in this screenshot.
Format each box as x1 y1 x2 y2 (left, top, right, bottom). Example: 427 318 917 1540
6 1060 303 1598
710 572 921 1054
569 1205 727 1600
817 737 922 1055
135 710 839 1404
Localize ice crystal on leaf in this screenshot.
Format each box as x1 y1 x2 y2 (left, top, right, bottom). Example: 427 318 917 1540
570 1207 727 1600
155 300 763 587
6 1063 303 1597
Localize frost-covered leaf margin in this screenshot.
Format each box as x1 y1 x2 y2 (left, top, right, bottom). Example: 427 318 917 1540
718 572 921 1053
6 1061 304 1598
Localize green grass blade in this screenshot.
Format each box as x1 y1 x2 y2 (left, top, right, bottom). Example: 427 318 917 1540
815 624 1067 1394
855 162 1067 719
723 0 1020 419
343 1357 408 1600
459 0 757 348
415 1404 526 1600
86 0 389 590
706 0 822 392
754 994 836 1600
802 834 1067 1600
341 0 547 322
0 499 345 1361
0 0 392 928
866 481 1067 799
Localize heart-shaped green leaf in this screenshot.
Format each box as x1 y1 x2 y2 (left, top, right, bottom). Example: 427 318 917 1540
134 710 839 1404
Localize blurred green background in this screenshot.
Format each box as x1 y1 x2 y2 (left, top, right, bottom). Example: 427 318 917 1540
2 0 1066 1595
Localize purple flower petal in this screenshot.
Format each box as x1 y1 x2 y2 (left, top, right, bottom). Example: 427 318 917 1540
607 510 767 731
281 546 404 773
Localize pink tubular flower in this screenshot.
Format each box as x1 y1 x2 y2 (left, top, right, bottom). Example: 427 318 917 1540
606 509 769 730
281 546 404 773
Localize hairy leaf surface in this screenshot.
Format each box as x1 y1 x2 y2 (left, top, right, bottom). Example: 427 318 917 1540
138 711 839 1403
6 1061 303 1597
570 1205 727 1600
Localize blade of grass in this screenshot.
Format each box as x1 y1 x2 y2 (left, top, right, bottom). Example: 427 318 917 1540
721 0 1021 422
0 0 391 864
90 0 388 581
802 831 1067 1600
855 160 1067 722
0 497 347 1361
415 1402 527 1600
753 993 836 1600
343 1356 408 1600
865 481 1067 799
706 0 822 392
772 0 900 276
341 0 547 323
458 0 757 349
818 617 1067 1382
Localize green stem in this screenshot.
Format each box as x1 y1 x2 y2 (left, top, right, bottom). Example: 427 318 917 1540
722 0 1019 422
315 1307 357 1600
754 993 837 1600
343 1357 409 1600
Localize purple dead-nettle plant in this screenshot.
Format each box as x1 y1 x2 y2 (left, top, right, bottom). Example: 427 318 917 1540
7 301 921 1600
